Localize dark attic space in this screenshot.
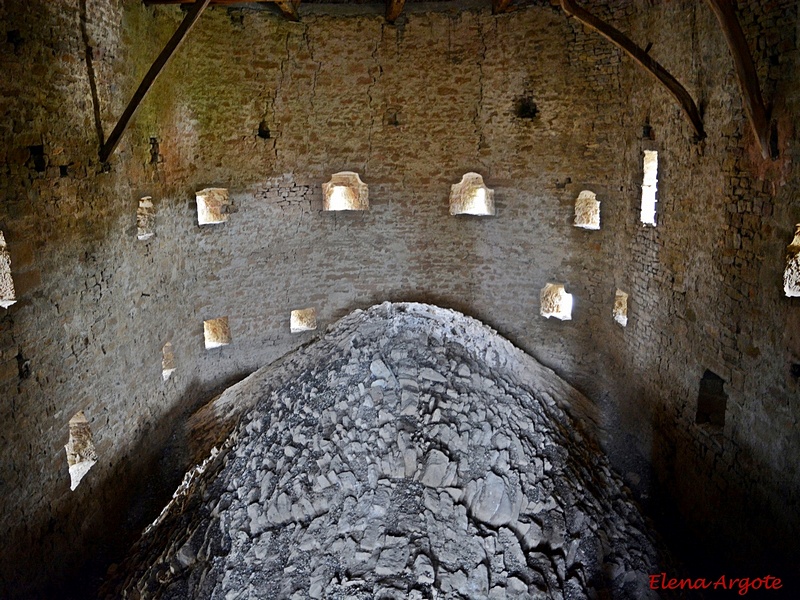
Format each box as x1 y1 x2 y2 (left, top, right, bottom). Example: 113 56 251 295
0 0 799 598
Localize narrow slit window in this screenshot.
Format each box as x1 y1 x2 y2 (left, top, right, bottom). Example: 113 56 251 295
450 172 495 216
640 150 658 225
290 308 317 332
65 411 97 491
204 317 231 349
0 231 16 309
574 190 600 230
613 290 628 327
695 370 727 428
162 342 176 381
137 196 155 240
322 172 369 211
540 283 573 320
196 188 230 225
783 224 800 297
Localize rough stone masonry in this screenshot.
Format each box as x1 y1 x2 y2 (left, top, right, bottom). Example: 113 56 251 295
102 303 667 599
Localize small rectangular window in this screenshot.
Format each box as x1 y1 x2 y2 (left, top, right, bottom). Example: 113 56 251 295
613 290 628 327
137 196 155 240
784 225 800 297
322 172 369 211
290 308 317 332
162 342 176 381
540 283 573 320
0 231 16 309
196 188 230 225
574 190 600 230
450 173 495 216
65 411 98 491
640 150 658 226
204 317 231 349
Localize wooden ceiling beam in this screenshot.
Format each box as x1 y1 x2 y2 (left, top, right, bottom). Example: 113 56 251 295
385 0 406 24
492 0 514 15
274 0 300 22
145 0 301 21
705 0 770 158
101 0 211 163
145 0 290 4
560 0 705 142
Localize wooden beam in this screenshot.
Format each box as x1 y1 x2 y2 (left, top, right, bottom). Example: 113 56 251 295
385 0 406 24
705 0 770 158
145 0 284 4
560 0 705 142
100 0 211 163
274 0 300 22
492 0 514 15
145 0 301 21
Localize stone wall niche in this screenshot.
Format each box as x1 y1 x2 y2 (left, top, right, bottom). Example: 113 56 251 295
784 224 800 297
574 190 600 230
161 342 176 381
0 231 16 308
196 188 230 225
322 172 369 211
640 150 658 225
137 197 155 240
204 317 231 349
450 172 495 216
290 308 317 332
695 370 727 428
540 283 573 320
65 411 97 491
613 290 628 326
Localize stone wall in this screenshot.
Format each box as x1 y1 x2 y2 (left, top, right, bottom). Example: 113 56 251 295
599 0 800 573
0 0 798 595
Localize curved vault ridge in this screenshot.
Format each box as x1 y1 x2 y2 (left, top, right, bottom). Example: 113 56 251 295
102 302 664 600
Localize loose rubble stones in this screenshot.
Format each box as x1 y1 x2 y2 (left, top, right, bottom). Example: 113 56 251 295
102 303 664 599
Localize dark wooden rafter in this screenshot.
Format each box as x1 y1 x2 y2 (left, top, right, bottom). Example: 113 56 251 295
144 1 301 21
100 0 211 162
385 0 406 24
705 0 770 158
274 0 300 22
560 0 705 142
492 0 514 15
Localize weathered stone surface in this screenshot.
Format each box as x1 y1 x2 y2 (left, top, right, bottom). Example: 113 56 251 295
1 0 799 596
102 304 666 599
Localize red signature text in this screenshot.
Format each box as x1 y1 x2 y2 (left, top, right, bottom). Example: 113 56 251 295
648 573 783 595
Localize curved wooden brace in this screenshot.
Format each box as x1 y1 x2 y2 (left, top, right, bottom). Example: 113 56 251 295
560 0 705 142
705 0 770 158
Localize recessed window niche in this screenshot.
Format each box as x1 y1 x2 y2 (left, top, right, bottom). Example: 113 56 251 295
0 231 16 309
640 150 658 225
322 172 369 211
196 188 230 225
204 317 231 349
65 411 97 491
695 370 727 428
450 172 495 216
162 342 176 381
613 290 628 327
137 196 155 240
540 283 573 320
290 308 317 333
783 224 800 297
574 190 600 230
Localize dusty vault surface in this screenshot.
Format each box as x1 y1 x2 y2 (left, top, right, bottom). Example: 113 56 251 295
103 303 664 599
